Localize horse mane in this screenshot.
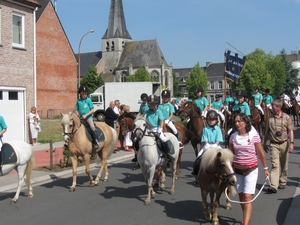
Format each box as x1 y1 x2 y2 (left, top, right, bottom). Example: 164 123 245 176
200 148 233 171
135 114 153 129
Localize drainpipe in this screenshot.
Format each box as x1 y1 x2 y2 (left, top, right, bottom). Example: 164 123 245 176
33 7 38 107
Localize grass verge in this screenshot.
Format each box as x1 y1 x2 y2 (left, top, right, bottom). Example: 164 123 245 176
38 119 63 143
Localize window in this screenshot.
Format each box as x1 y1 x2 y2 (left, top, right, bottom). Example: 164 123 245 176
210 95 214 103
218 81 223 89
210 81 214 90
12 12 25 48
9 91 18 100
0 91 2 100
151 71 159 82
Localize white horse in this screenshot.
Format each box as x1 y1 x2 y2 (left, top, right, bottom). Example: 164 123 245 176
133 115 179 205
1 140 35 204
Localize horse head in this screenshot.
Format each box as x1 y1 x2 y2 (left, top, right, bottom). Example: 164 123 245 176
61 112 81 143
200 147 237 186
133 115 150 140
178 101 201 121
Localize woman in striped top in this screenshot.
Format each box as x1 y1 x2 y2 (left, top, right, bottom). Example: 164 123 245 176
229 113 269 225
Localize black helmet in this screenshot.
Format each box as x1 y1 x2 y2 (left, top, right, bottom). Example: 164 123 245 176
237 90 247 97
215 94 220 99
147 95 160 104
78 85 88 93
254 86 259 90
140 93 148 101
196 86 204 93
161 90 170 98
206 110 218 120
226 91 231 95
265 88 270 93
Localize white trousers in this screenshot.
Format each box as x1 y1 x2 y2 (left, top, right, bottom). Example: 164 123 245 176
165 120 177 134
150 127 167 142
255 104 264 115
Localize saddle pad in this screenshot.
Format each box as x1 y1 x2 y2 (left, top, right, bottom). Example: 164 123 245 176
1 143 17 164
84 126 105 142
157 140 175 156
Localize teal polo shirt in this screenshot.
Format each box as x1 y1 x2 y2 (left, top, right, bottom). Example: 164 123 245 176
0 115 7 138
139 103 149 115
263 95 274 105
194 97 208 111
145 109 164 127
212 100 222 110
201 125 223 144
158 102 175 120
232 101 251 116
252 92 263 105
75 97 94 119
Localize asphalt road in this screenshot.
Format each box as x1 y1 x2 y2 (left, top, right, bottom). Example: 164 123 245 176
0 129 299 225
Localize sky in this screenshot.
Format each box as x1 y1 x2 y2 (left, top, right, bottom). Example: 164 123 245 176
53 0 300 68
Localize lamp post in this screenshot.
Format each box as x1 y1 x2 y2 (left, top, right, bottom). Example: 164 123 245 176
78 29 94 88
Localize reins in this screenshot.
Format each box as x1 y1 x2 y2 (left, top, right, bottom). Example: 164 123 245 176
63 115 82 139
225 176 271 204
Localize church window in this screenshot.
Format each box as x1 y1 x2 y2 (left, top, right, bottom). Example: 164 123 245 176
106 42 109 51
111 41 115 51
151 71 159 82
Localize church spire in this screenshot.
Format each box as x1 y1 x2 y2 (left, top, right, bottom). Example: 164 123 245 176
102 0 132 39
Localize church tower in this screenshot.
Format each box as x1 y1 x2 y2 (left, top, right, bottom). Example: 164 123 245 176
102 0 132 74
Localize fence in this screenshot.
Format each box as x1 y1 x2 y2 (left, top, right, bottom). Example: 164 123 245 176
38 108 74 119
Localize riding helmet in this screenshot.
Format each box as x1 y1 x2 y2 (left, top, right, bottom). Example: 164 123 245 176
253 86 259 90
140 93 148 101
196 86 204 93
206 110 218 120
215 94 220 99
265 88 270 93
78 85 88 93
161 90 171 98
147 95 160 105
237 90 247 97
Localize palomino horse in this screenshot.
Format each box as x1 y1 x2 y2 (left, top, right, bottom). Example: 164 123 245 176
133 115 179 205
61 112 117 192
178 101 204 156
261 100 271 134
290 97 300 126
1 141 35 203
248 97 261 136
197 147 237 225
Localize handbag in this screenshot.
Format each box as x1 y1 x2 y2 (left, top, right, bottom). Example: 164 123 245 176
234 166 257 176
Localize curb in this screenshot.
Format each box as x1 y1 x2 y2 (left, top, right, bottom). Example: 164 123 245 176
0 153 133 193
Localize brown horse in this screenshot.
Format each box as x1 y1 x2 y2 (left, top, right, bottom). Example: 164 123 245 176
281 98 291 115
290 97 300 126
248 97 261 136
178 101 204 156
198 147 237 225
61 112 118 192
261 100 271 134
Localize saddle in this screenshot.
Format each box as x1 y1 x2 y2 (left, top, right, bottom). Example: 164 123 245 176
1 143 18 165
152 133 175 158
80 119 105 143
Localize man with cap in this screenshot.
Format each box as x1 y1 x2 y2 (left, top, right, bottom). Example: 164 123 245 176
137 93 149 116
252 86 264 122
194 86 209 117
144 95 174 162
158 90 178 138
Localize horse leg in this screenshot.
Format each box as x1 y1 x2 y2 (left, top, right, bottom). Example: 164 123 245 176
69 155 78 192
155 166 162 187
191 140 198 157
95 151 109 184
160 168 166 191
145 166 156 205
175 148 183 180
83 154 95 187
11 165 27 204
201 190 212 221
25 155 34 199
212 191 222 225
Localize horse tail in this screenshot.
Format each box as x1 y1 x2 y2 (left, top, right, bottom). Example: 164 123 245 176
25 152 35 187
107 127 118 159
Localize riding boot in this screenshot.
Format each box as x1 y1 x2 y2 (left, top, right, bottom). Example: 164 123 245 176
131 141 139 162
92 130 100 152
261 114 264 123
131 153 137 162
174 132 179 140
163 142 174 162
191 156 202 184
0 151 3 176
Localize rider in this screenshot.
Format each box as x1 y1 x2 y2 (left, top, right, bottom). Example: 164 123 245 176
191 110 223 182
158 90 178 139
281 91 292 107
74 85 100 152
194 86 209 118
223 91 235 111
0 114 7 176
137 93 149 116
263 88 274 111
294 91 300 106
212 94 225 126
228 90 251 117
252 86 264 122
145 95 174 162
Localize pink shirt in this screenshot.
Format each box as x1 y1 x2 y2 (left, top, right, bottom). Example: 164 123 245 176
229 131 261 169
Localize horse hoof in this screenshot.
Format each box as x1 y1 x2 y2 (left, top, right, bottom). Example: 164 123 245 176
144 200 151 205
212 219 219 225
10 199 18 204
103 178 108 182
170 190 175 195
225 205 232 210
28 194 34 199
94 180 100 185
69 187 75 192
89 183 95 187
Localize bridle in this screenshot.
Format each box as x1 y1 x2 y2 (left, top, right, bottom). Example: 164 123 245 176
63 115 82 139
133 122 154 141
206 158 235 185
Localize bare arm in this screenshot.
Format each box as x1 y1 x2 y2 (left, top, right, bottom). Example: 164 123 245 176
288 130 294 153
255 143 270 178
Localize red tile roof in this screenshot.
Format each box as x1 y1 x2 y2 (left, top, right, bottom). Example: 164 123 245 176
11 0 41 7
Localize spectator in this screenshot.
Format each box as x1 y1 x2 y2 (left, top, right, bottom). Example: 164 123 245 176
29 106 41 146
113 99 120 116
263 99 294 193
105 101 118 128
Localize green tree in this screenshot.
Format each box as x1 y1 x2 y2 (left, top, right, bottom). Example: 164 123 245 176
80 65 104 94
280 49 300 96
185 62 207 99
126 65 153 82
172 70 179 97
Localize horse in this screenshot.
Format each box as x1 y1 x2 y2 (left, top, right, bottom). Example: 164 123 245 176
61 112 117 192
1 141 35 204
133 115 179 205
248 97 261 136
290 97 300 126
281 98 291 115
197 147 237 225
178 101 204 156
261 100 271 134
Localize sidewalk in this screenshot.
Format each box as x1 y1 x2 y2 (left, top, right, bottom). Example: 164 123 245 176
0 141 134 193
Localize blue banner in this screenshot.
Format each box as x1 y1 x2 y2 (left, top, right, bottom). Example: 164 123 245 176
224 51 246 82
